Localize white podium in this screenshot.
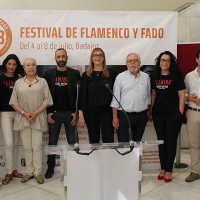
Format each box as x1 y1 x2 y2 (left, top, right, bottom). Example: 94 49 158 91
45 141 162 200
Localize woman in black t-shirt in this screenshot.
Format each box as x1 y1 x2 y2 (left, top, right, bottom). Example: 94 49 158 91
0 54 24 185
78 48 115 143
150 51 185 183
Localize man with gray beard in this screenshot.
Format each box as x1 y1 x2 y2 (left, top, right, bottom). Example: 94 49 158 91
111 53 151 142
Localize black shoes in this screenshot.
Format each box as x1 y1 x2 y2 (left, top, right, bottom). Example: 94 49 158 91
45 168 54 179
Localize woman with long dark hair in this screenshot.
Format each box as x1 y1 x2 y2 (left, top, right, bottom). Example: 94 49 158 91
78 48 115 143
150 51 185 182
0 54 24 185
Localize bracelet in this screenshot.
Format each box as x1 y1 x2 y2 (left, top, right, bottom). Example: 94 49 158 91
21 110 24 116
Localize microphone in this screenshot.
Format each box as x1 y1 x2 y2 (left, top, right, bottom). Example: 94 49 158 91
76 80 81 87
105 83 133 144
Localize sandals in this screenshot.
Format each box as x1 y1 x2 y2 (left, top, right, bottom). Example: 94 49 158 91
12 170 23 178
21 174 44 184
21 174 34 183
2 174 12 185
35 175 44 184
1 170 23 185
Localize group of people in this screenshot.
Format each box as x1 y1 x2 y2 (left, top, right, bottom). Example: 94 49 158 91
0 55 53 185
0 47 200 186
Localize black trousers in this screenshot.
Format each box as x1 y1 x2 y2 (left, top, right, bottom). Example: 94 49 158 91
83 106 114 143
153 112 182 172
117 110 148 142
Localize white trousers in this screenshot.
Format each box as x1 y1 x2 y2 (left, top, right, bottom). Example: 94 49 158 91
20 128 43 176
1 112 20 174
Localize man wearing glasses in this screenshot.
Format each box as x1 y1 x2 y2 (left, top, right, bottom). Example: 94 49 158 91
111 53 151 142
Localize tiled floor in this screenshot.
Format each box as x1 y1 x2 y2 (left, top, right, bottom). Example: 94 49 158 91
142 149 200 200
0 149 199 200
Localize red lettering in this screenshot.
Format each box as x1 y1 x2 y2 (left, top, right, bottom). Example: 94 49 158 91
5 81 15 86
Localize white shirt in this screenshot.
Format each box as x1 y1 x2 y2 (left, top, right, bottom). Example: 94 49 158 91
185 67 200 108
110 70 151 112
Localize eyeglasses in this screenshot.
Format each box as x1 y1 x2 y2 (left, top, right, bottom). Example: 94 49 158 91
92 54 104 58
160 59 170 63
127 59 139 64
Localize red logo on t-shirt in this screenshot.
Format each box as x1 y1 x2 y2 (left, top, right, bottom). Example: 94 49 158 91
55 76 68 86
4 81 15 89
155 79 173 89
155 80 173 85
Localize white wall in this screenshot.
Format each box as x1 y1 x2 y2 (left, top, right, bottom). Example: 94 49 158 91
178 1 200 42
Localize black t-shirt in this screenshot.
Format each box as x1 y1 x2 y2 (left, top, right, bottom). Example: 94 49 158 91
150 72 185 116
79 68 116 110
54 70 70 111
0 73 18 112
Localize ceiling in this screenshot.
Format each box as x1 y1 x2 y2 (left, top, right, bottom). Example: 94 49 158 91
0 0 199 11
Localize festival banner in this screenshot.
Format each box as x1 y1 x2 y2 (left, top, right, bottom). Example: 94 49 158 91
1 10 177 65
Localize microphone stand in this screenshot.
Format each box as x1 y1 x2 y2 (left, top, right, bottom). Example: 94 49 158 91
74 82 80 151
105 84 134 156
74 82 134 156
74 81 97 156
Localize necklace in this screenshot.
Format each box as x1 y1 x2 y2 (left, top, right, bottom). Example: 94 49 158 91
94 71 102 76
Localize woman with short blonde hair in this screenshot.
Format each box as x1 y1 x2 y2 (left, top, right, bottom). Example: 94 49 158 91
9 58 53 184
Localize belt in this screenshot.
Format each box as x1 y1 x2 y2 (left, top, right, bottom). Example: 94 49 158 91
126 109 148 114
188 106 200 112
53 110 70 112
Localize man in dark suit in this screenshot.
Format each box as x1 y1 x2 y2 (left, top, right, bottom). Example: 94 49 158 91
44 48 80 179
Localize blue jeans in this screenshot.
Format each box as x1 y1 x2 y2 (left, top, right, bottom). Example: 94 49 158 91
47 111 75 168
